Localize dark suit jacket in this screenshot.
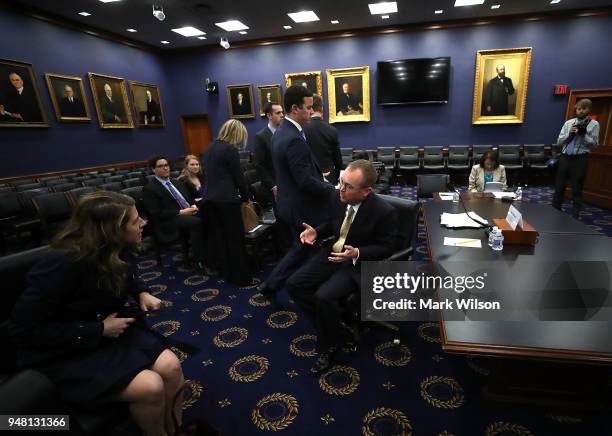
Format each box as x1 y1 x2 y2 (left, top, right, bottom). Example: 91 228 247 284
4 87 42 122
253 126 275 191
316 191 398 270
304 116 343 184
59 96 86 117
178 174 205 199
203 140 250 204
483 76 515 116
101 95 123 123
8 250 143 367
143 178 195 242
272 118 335 228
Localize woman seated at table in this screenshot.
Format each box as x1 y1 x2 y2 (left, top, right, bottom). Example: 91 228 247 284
468 150 507 192
8 191 186 436
178 154 205 202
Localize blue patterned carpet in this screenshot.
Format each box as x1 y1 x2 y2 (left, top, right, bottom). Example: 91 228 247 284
139 187 611 436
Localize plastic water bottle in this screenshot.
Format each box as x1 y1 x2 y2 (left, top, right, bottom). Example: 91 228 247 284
492 228 504 251
515 186 523 201
452 190 459 202
488 226 498 247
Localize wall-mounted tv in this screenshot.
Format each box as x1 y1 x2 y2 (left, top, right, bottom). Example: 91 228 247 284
377 57 450 105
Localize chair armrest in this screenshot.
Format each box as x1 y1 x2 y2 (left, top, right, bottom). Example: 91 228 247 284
0 370 55 413
386 247 413 261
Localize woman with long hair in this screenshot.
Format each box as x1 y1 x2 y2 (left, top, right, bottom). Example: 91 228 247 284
178 154 205 201
8 191 185 436
202 119 254 286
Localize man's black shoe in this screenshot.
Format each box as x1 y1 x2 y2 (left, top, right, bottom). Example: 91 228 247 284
257 284 279 307
310 348 336 374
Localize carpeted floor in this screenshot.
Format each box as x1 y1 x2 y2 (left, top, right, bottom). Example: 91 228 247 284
138 186 611 435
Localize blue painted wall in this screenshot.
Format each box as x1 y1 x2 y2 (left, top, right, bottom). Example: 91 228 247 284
165 15 612 153
0 9 184 178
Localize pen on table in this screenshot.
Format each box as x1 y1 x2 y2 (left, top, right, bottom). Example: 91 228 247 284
456 239 479 246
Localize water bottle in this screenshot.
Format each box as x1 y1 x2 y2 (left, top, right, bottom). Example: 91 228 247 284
515 186 522 201
488 226 498 247
452 190 459 202
492 228 504 251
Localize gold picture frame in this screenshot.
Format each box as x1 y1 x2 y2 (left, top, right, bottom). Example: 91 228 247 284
471 47 532 125
257 84 282 116
44 73 91 122
88 72 133 128
0 58 48 127
284 70 323 96
326 66 371 124
129 81 165 128
226 83 255 119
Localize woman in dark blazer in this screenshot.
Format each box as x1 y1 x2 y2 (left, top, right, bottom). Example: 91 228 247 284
203 119 253 286
178 154 206 201
8 191 185 436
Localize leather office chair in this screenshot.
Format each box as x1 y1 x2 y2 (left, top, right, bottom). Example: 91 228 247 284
422 146 445 171
41 179 66 189
96 172 113 179
0 192 41 255
105 175 125 183
122 177 144 188
82 178 105 188
32 192 73 241
10 179 37 188
498 145 524 186
99 182 123 192
66 187 97 208
524 144 549 185
52 182 80 192
417 174 450 200
446 145 471 171
340 148 354 167
37 176 62 184
15 183 43 192
126 171 144 180
472 145 494 165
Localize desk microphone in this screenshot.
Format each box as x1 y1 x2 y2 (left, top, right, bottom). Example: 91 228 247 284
448 182 492 230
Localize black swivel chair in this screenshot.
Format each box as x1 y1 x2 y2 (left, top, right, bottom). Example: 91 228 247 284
398 146 421 184
340 148 354 167
32 192 73 241
82 178 105 188
472 145 494 165
52 182 80 193
66 187 97 208
123 177 144 188
498 145 524 186
524 144 550 185
422 146 445 172
377 147 398 184
416 174 450 200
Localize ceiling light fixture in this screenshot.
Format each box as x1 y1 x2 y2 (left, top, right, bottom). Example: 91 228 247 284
435 10 443 14
239 31 247 34
288 11 320 23
283 25 293 29
171 26 206 37
550 0 561 3
78 12 92 16
381 15 390 19
215 20 249 31
152 5 165 21
160 40 170 44
491 4 501 9
126 28 137 32
220 37 230 49
198 36 207 40
368 2 398 15
454 0 485 6
99 0 121 3
331 20 339 24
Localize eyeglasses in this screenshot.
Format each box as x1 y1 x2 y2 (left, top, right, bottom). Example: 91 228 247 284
339 180 363 191
155 163 169 168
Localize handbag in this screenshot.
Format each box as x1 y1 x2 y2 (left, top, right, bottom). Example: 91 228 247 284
241 201 261 232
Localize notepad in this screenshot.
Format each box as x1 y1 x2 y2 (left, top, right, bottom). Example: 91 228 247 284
438 192 455 201
440 212 488 228
444 237 482 248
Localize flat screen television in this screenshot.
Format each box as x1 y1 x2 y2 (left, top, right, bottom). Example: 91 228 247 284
377 57 450 105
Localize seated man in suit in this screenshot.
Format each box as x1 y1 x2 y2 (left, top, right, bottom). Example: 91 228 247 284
286 159 398 373
142 155 206 270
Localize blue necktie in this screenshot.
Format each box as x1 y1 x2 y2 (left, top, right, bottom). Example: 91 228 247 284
565 137 576 155
166 181 190 209
301 131 307 142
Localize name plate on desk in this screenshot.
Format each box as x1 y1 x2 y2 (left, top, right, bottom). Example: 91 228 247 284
505 205 523 230
492 215 538 246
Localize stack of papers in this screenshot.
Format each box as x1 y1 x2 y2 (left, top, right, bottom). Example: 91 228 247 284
492 192 516 200
440 212 488 228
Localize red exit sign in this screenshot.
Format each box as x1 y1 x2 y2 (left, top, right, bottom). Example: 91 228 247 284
554 84 569 95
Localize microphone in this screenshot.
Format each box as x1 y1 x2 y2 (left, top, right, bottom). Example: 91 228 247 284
448 181 492 230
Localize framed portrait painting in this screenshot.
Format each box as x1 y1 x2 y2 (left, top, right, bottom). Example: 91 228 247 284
226 84 255 119
129 81 165 127
326 66 371 124
88 72 133 128
44 73 91 122
285 71 322 96
472 47 532 125
257 84 282 116
0 58 48 127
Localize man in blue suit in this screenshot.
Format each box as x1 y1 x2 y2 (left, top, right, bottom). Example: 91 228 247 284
258 85 335 304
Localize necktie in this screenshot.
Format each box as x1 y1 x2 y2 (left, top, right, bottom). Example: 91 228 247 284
300 131 307 142
332 206 355 253
69 97 73 103
565 137 576 155
166 181 190 209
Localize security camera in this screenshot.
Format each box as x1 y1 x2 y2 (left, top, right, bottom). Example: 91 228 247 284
220 37 230 50
152 5 165 21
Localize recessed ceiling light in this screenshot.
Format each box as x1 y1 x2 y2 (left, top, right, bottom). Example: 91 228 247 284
491 4 501 9
288 11 320 23
381 15 390 19
454 0 485 6
197 36 207 40
368 2 398 15
435 9 443 14
171 26 206 37
99 0 121 3
331 20 340 24
161 40 170 44
126 28 137 32
239 31 247 34
283 25 293 29
550 0 561 3
78 12 91 16
215 20 249 31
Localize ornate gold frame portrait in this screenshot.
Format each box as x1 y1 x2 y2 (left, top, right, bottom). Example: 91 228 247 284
129 81 165 128
326 66 371 124
0 58 48 127
226 83 255 119
44 73 91 122
284 71 323 96
257 84 282 116
88 72 133 128
472 47 532 125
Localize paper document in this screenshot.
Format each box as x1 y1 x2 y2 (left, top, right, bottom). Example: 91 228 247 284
438 192 455 201
492 192 516 199
444 237 482 248
440 212 488 228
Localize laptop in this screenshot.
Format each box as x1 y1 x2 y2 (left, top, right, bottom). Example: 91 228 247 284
484 182 504 192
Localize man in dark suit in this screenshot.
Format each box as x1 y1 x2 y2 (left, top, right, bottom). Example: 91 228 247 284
142 156 206 269
257 85 335 303
0 72 43 122
286 160 398 373
336 82 362 115
59 84 86 117
101 83 123 123
304 94 343 185
482 64 515 116
253 102 284 202
144 89 161 124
